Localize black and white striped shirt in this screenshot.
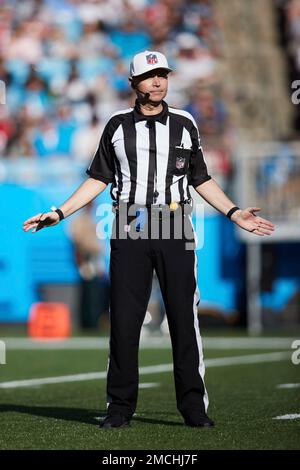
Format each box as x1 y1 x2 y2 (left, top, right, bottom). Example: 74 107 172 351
86 100 211 206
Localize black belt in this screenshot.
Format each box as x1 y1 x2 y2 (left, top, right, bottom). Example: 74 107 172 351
113 201 192 233
112 200 192 215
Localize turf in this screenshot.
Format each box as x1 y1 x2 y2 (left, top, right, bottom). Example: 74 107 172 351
0 342 299 450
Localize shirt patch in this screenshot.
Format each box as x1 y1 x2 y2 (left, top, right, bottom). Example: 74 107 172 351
176 156 186 170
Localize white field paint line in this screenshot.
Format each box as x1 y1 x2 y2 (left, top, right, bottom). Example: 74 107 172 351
0 351 290 390
7 382 160 392
138 382 160 389
0 371 107 389
1 337 296 350
204 351 290 367
276 383 300 389
273 414 300 420
0 365 173 389
203 338 294 350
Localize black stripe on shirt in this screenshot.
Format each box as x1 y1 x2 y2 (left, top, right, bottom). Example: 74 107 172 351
165 113 183 204
146 120 157 205
122 115 138 203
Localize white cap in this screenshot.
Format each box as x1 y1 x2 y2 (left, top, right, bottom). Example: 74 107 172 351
129 50 172 78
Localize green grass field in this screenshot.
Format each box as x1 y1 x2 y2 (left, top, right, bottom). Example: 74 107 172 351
0 334 299 450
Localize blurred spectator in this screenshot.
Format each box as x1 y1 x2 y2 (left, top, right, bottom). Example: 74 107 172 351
76 20 112 58
33 117 60 157
0 108 14 157
8 124 35 158
63 61 88 103
175 32 216 86
44 24 77 61
0 57 12 87
77 0 127 27
33 104 76 157
277 0 300 132
23 69 52 119
109 17 151 59
186 86 228 140
286 0 300 72
71 114 104 163
185 85 232 187
69 201 109 329
6 22 44 65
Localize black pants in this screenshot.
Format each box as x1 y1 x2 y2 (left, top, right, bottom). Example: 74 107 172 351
106 210 209 421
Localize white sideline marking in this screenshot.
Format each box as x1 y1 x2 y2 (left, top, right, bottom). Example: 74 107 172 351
205 351 290 367
276 383 300 389
273 414 300 420
0 372 107 388
0 351 290 389
12 382 160 391
138 382 160 389
1 337 295 350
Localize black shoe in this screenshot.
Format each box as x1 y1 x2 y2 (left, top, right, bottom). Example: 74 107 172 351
184 414 215 428
100 413 130 429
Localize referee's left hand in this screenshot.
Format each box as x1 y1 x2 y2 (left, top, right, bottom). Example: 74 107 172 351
230 207 275 236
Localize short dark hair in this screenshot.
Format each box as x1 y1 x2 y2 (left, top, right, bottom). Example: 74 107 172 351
130 68 169 90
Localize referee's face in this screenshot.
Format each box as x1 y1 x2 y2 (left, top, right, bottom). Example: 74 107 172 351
134 68 169 103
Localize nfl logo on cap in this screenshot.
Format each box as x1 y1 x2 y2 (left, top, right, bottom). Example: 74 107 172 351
146 53 158 65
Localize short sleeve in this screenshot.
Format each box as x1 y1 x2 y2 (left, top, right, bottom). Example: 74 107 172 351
86 121 115 184
188 122 211 188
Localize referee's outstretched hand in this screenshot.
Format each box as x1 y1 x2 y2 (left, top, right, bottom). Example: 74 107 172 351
230 207 275 236
23 211 60 233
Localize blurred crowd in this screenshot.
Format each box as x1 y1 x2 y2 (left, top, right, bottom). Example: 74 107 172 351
277 0 300 131
0 0 231 176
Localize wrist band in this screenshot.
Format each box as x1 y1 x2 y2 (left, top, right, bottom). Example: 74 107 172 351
51 206 65 221
226 206 240 219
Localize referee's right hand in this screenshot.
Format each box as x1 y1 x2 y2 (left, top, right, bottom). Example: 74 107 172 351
23 211 60 233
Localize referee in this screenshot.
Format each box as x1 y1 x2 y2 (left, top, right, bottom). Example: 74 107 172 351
23 50 275 429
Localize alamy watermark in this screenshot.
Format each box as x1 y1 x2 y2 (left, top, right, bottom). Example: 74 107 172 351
291 80 300 105
95 202 205 251
291 339 300 365
0 340 6 365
